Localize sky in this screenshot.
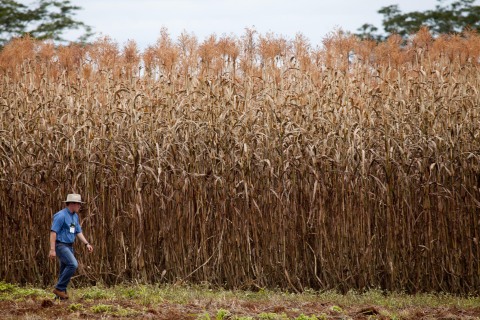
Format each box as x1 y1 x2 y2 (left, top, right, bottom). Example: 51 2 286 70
53 0 446 50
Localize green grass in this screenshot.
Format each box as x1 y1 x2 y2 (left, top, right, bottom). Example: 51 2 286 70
91 303 114 313
258 312 288 319
321 289 480 309
1 281 480 319
79 285 116 300
3 281 478 308
0 281 49 301
68 303 84 312
90 303 140 316
0 280 477 308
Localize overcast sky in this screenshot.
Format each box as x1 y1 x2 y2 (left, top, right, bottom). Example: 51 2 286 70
55 0 448 50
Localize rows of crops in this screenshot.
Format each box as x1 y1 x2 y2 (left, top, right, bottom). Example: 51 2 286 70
0 28 479 293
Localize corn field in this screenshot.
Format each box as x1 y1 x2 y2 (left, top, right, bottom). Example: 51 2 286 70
0 28 479 294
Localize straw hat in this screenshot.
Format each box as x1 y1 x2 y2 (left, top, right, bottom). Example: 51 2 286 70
63 193 84 204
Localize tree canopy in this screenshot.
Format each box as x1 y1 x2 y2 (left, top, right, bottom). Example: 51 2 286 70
0 0 92 47
356 0 480 41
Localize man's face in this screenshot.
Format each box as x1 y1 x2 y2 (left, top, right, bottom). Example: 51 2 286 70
69 203 82 213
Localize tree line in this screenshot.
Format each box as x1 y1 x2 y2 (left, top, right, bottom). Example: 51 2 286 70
1 0 479 49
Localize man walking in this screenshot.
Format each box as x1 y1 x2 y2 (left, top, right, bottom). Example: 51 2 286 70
49 193 93 299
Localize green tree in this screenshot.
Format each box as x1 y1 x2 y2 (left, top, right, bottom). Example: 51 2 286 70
356 0 480 41
0 0 92 47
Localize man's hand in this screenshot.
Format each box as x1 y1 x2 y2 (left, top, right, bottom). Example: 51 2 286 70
49 249 56 259
86 244 93 253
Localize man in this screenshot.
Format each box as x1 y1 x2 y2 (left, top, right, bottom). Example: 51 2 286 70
49 193 93 300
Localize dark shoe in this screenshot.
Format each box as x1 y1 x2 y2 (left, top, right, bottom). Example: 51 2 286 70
53 288 68 300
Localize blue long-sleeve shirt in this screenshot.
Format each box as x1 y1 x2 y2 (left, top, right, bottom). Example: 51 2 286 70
51 208 82 243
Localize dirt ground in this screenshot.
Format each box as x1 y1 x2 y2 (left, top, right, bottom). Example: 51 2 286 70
2 295 480 319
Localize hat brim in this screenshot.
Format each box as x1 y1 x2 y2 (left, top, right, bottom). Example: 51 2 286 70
63 200 85 203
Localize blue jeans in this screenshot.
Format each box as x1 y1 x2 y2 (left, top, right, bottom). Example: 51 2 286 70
55 243 78 292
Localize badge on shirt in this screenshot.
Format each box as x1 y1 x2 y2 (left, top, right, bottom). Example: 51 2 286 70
70 222 75 234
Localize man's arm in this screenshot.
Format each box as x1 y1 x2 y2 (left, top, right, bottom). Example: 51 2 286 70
77 232 93 252
49 231 56 259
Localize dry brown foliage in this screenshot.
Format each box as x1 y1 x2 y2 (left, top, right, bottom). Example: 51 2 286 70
0 28 479 294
